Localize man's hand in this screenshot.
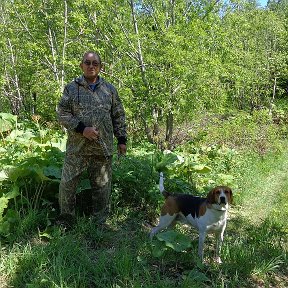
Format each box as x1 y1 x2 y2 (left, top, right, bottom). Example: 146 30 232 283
83 127 99 140
118 144 127 155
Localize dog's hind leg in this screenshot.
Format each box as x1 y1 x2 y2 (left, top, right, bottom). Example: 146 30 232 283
150 214 177 239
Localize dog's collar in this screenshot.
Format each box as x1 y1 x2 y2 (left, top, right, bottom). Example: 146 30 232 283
213 207 228 212
208 203 228 212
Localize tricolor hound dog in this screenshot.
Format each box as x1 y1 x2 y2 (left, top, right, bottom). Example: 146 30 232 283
150 173 233 263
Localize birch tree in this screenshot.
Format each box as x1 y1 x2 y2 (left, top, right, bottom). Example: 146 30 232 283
0 2 23 114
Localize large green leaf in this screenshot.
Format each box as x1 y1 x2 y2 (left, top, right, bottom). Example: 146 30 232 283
0 113 17 133
43 166 62 179
156 230 192 252
0 186 19 221
190 164 212 174
0 197 9 221
0 209 19 237
0 170 8 181
156 151 181 171
0 220 10 235
151 239 167 258
4 209 19 223
185 269 211 283
7 129 36 143
5 185 20 199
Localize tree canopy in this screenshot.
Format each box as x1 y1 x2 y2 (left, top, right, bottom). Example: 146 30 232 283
0 0 287 145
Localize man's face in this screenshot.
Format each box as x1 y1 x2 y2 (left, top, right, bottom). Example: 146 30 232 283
80 53 102 81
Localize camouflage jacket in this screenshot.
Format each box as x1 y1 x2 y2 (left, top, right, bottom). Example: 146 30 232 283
57 76 127 156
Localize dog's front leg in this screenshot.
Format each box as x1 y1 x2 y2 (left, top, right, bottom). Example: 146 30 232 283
215 231 224 263
198 231 207 262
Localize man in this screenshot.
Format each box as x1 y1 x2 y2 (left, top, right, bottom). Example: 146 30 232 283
57 51 127 227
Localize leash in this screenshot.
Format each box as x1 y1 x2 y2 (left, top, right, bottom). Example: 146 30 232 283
96 136 110 162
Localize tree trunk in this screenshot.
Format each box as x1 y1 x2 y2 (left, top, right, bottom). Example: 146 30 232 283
129 0 154 143
165 111 174 148
269 76 277 115
6 37 22 115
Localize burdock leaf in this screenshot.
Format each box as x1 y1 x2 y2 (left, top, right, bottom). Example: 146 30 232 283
156 230 192 252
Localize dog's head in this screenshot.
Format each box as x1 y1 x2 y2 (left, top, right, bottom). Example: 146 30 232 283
207 186 233 210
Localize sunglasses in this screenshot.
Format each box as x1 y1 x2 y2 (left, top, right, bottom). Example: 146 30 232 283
83 60 101 67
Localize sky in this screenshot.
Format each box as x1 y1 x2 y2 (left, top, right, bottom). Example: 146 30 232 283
258 0 268 6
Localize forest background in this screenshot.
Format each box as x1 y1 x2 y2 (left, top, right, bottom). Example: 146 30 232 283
1 0 288 287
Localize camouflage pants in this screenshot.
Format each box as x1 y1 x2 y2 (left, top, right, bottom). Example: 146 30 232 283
59 154 112 217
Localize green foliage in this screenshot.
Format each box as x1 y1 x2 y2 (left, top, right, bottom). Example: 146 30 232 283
0 185 20 238
151 230 192 257
111 139 238 219
112 153 159 211
155 150 180 172
187 109 287 156
182 269 211 287
0 113 17 133
154 145 236 194
1 0 288 146
0 114 65 238
0 113 287 287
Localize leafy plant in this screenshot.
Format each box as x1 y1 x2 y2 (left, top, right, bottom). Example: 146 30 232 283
182 269 211 287
154 146 236 195
0 185 20 237
0 115 65 238
151 230 192 257
0 113 17 134
112 153 158 211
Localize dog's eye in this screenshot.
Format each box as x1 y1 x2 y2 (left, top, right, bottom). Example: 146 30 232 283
225 190 230 194
215 191 220 195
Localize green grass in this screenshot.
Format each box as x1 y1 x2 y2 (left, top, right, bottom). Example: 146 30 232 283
236 151 288 224
1 146 288 287
1 216 286 288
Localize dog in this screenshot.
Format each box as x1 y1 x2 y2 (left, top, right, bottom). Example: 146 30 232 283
150 172 233 263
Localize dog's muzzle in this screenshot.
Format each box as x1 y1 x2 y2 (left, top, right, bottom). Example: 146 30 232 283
220 196 226 204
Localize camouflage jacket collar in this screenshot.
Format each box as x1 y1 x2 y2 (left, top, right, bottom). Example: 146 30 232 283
74 75 104 88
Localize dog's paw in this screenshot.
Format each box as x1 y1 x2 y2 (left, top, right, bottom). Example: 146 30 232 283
214 256 222 264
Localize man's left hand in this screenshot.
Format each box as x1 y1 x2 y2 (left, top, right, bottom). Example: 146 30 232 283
118 144 127 155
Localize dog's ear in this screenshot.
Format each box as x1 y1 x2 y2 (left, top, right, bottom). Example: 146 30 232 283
227 187 233 204
207 189 216 204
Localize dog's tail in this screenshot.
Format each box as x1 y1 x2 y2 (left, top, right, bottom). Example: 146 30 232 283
159 172 170 198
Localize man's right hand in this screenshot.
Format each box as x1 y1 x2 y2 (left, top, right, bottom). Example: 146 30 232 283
83 127 99 141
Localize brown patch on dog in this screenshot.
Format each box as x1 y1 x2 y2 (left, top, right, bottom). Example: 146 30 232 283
161 196 180 216
225 187 233 204
199 202 207 216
